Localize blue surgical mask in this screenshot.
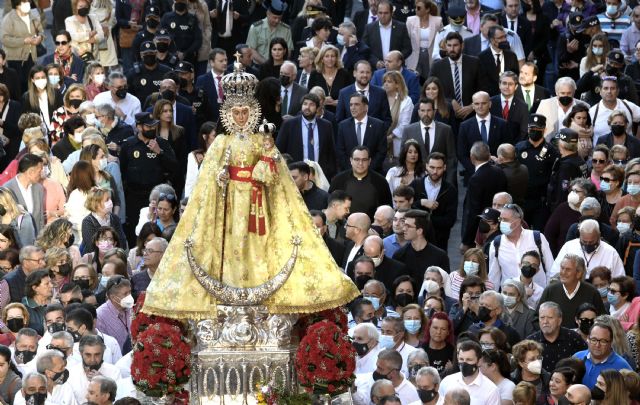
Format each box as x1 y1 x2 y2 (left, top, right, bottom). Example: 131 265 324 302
336 34 345 46
592 47 604 56
600 181 611 192
463 261 479 276
404 319 421 334
598 286 609 298
606 4 618 15
499 221 513 236
379 334 396 349
48 75 60 86
100 275 110 288
607 292 619 306
617 222 631 234
365 295 381 310
628 184 640 195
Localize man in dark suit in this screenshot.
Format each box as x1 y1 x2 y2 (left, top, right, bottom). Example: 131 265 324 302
352 0 379 39
430 31 480 119
411 152 458 250
499 0 531 52
335 93 387 173
279 61 308 117
338 21 371 73
515 62 550 112
310 210 345 265
195 49 225 127
401 98 457 185
211 0 252 58
4 154 45 234
361 0 412 69
457 91 511 181
478 26 519 96
335 60 391 130
276 94 337 180
370 50 420 103
490 71 529 141
460 142 508 251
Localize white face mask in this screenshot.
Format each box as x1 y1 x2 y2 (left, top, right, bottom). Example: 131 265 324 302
371 256 382 267
85 113 98 127
103 198 113 213
94 73 105 86
34 78 48 90
73 131 83 143
567 191 581 206
526 359 542 374
119 294 134 309
19 2 31 13
99 158 108 170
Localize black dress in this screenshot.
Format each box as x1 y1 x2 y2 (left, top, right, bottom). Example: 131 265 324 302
307 68 354 113
258 62 284 81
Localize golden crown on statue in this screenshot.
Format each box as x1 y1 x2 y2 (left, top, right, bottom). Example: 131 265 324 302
221 53 259 100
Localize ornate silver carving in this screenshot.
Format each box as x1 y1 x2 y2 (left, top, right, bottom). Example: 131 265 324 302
184 236 302 306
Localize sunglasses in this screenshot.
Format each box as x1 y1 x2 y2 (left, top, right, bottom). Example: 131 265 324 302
159 193 177 202
592 159 607 164
55 41 69 45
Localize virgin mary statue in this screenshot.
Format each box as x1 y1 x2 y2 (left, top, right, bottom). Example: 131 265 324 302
142 61 359 320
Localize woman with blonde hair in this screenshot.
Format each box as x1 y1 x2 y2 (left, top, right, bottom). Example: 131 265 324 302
90 0 118 68
512 381 536 405
50 83 87 145
0 187 36 247
307 45 353 112
383 70 413 164
45 247 72 298
405 0 442 79
401 303 428 347
0 303 29 346
83 62 107 101
297 46 318 87
36 217 81 264
65 0 104 62
81 187 126 253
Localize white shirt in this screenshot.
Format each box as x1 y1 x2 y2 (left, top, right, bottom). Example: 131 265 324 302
379 22 393 58
424 175 442 201
506 18 518 32
355 84 370 100
496 378 516 402
13 382 79 405
475 114 491 142
397 341 418 377
493 50 504 74
563 281 581 300
391 97 414 157
67 361 122 404
488 228 553 289
220 0 233 37
438 371 501 405
394 376 420 404
93 91 141 127
524 279 544 310
500 95 513 114
354 116 369 144
420 121 435 153
97 329 123 364
550 238 625 279
16 175 34 214
345 244 362 273
115 351 132 378
589 98 640 141
355 344 382 375
38 92 51 130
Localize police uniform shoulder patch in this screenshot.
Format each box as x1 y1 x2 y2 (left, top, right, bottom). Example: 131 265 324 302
253 20 264 26
280 22 290 28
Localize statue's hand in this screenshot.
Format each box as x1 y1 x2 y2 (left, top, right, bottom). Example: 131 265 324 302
217 169 229 188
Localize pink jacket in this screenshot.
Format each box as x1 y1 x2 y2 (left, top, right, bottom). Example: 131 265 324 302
618 296 640 331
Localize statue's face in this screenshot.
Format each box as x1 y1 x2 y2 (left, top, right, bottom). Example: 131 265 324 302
231 106 250 128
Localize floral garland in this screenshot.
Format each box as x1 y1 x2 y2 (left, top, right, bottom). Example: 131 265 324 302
296 307 349 339
131 292 185 342
295 320 356 395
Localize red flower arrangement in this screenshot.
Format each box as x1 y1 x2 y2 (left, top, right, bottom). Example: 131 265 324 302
131 322 192 400
295 320 356 395
131 292 185 342
296 307 349 339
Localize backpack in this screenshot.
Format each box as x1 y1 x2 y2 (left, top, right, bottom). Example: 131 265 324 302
493 230 546 273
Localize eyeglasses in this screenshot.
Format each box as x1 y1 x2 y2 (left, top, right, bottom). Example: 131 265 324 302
54 41 69 45
0 266 11 272
592 159 607 164
588 337 611 345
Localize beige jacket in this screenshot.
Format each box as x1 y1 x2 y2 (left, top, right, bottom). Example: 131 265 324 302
0 10 44 62
405 14 442 70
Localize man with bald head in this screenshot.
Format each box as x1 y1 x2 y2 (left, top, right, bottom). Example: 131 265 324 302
373 206 395 237
565 384 591 405
343 213 371 274
361 235 407 292
497 143 529 207
457 91 511 182
370 51 420 103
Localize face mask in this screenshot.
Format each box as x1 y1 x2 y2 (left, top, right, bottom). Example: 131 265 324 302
24 393 46 405
70 330 81 342
69 99 83 109
19 2 31 13
395 293 414 307
73 131 83 143
156 42 169 53
97 240 114 252
502 294 517 307
85 113 98 127
94 73 105 85
34 78 48 90
418 389 437 403
460 362 477 377
463 261 479 276
161 89 176 102
279 75 291 87
629 184 640 195
527 359 542 374
528 129 543 142
499 221 513 236
606 4 618 14
567 191 580 206
521 264 537 278
7 318 24 333
120 294 135 309
579 318 594 334
611 124 626 136
592 47 604 56
404 319 421 334
51 368 69 385
600 181 611 192
15 349 36 364
450 22 463 31
591 386 605 401
47 322 66 334
378 334 396 350
147 18 159 29
336 34 345 46
581 242 598 254
372 369 393 381
99 275 110 288
477 306 492 322
175 2 187 12
618 222 631 233
478 220 491 233
481 342 495 350
371 256 382 267
74 279 90 289
361 317 378 326
422 280 440 296
365 296 381 310
103 199 113 214
96 158 108 171
607 292 619 305
558 96 573 106
497 41 510 50
48 75 60 86
179 77 189 88
439 49 448 59
58 263 71 276
78 7 90 16
598 286 609 298
352 341 369 357
355 275 372 290
606 64 620 76
143 54 157 66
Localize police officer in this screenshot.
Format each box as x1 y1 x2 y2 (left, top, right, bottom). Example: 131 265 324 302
392 0 416 23
160 0 202 64
546 127 586 212
246 0 294 64
516 114 560 230
120 112 177 244
132 7 161 64
558 12 591 81
154 29 179 69
126 41 172 107
432 6 474 61
176 61 212 130
577 49 639 105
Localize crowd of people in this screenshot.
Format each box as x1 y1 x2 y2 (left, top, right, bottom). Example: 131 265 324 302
1 0 640 402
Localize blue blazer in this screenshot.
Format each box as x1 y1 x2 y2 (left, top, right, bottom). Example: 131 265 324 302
371 67 420 104
335 116 387 173
457 115 511 178
41 53 85 85
335 84 391 131
195 72 221 126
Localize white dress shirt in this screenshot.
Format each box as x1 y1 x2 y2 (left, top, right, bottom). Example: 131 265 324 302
493 50 504 74
68 361 122 404
438 371 501 405
379 22 393 58
550 238 625 279
424 175 442 201
301 116 319 161
16 176 34 214
488 228 554 289
354 116 369 145
93 91 142 127
589 98 640 141
219 0 233 37
475 113 492 142
420 121 435 153
355 84 371 99
355 344 382 374
115 351 132 378
394 376 421 404
13 382 79 405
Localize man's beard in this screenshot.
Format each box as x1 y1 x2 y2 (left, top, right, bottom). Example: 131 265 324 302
429 173 442 183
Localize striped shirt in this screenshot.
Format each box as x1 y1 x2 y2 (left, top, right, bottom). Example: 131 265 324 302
598 13 632 43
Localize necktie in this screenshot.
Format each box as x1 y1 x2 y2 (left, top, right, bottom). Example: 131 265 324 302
502 100 509 120
300 72 308 87
356 122 363 145
525 89 532 110
281 88 289 116
216 75 224 102
371 15 377 22
359 89 366 96
509 20 515 31
495 53 501 74
480 119 488 143
307 122 315 160
454 62 462 105
424 126 431 152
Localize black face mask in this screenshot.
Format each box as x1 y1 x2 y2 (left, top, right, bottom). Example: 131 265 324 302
58 263 72 276
156 42 170 53
425 307 436 319
497 41 510 50
372 369 392 381
69 330 82 342
591 386 605 401
611 124 626 136
115 88 127 99
64 234 75 248
581 242 599 254
417 389 437 403
179 77 189 88
355 275 372 290
143 129 157 139
143 54 157 66
77 7 90 16
558 96 573 106
478 220 491 233
528 129 543 142
395 293 414 307
15 349 36 364
74 279 90 290
477 306 492 322
361 317 378 326
459 362 478 377
521 264 537 279
83 359 103 371
7 318 24 333
279 75 291 87
174 2 187 12
0 204 6 217
161 89 176 101
51 368 69 385
352 341 369 357
47 322 66 334
24 393 47 405
68 99 83 109
146 18 159 29
578 318 594 335
605 65 619 76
